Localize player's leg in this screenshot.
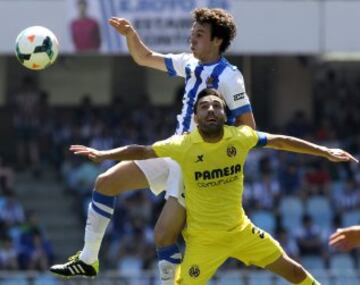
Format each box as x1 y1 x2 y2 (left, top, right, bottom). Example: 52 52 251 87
178 232 228 285
50 160 149 278
155 197 185 285
80 160 148 263
232 223 320 285
265 254 320 285
154 159 186 285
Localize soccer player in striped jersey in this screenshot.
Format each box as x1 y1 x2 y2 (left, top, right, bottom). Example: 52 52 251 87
50 8 255 284
67 88 357 284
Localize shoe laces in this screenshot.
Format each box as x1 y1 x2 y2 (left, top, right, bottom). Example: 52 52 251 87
68 251 81 263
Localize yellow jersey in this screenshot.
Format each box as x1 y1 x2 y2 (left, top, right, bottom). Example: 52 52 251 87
152 125 267 233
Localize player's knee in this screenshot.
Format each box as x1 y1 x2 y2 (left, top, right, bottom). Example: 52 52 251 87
154 222 178 247
95 173 117 195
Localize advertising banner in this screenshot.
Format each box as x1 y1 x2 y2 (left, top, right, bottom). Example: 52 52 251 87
66 0 231 53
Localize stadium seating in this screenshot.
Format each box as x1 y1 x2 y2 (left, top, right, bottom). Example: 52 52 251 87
248 270 273 285
305 195 333 230
329 254 356 272
301 255 326 270
250 210 276 235
342 210 360 227
279 196 304 230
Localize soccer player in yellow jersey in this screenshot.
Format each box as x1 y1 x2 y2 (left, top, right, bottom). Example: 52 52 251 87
70 88 357 285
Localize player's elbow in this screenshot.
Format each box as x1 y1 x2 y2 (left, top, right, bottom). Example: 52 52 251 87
134 52 153 67
130 145 156 160
267 135 288 149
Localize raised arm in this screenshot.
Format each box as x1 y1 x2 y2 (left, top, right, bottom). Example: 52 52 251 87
69 144 158 163
264 134 358 163
108 17 167 71
234 113 256 129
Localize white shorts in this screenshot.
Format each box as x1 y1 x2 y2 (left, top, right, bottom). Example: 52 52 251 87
134 157 185 207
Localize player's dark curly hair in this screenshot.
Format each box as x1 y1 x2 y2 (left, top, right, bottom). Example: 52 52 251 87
194 88 228 114
192 8 236 53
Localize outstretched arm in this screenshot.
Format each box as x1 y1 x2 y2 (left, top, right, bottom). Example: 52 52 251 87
265 134 358 163
329 226 360 251
69 144 157 163
108 17 167 71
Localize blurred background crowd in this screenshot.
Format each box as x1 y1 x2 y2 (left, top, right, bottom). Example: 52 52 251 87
0 65 359 277
1 0 360 284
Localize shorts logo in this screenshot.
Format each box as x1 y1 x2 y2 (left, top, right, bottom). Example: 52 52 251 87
252 226 265 239
233 92 245 101
189 265 200 278
227 145 237 157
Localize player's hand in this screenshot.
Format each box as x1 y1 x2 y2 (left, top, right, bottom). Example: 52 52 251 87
69 145 106 163
326 148 358 163
329 226 360 251
108 17 134 36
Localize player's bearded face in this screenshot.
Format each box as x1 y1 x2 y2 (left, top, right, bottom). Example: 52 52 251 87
196 96 226 135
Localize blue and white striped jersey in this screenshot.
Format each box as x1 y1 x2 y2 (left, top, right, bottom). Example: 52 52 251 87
165 53 252 134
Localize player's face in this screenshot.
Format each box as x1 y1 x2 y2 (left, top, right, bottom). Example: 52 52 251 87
195 95 226 135
190 23 221 62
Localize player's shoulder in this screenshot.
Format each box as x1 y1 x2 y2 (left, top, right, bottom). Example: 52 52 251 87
167 52 193 62
219 60 244 82
232 125 256 138
220 58 242 74
169 133 196 147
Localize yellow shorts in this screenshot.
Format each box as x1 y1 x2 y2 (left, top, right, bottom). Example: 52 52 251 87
177 222 284 285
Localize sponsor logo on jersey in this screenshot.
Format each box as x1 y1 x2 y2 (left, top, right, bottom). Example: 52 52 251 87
206 76 214 88
233 92 245 101
227 145 237 157
188 265 200 278
195 154 204 163
194 164 241 180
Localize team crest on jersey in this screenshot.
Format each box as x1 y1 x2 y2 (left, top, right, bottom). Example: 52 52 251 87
227 145 237 157
189 265 200 278
206 76 214 88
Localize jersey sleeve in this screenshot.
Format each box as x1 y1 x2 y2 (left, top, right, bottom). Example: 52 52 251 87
220 70 252 117
164 53 191 78
239 126 268 150
152 135 185 162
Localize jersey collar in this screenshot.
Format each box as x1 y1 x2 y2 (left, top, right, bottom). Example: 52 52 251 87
198 57 224 67
191 126 232 143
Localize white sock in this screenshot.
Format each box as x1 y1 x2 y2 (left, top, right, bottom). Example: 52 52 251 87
159 260 180 285
79 191 115 264
157 245 182 285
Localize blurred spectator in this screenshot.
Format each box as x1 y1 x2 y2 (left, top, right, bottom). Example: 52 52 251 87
304 161 331 196
285 110 312 138
27 230 54 271
17 211 54 270
11 76 43 173
0 236 19 270
0 188 25 228
70 0 101 52
0 157 15 190
332 178 360 213
295 214 325 257
278 154 303 195
276 227 300 261
251 170 280 210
